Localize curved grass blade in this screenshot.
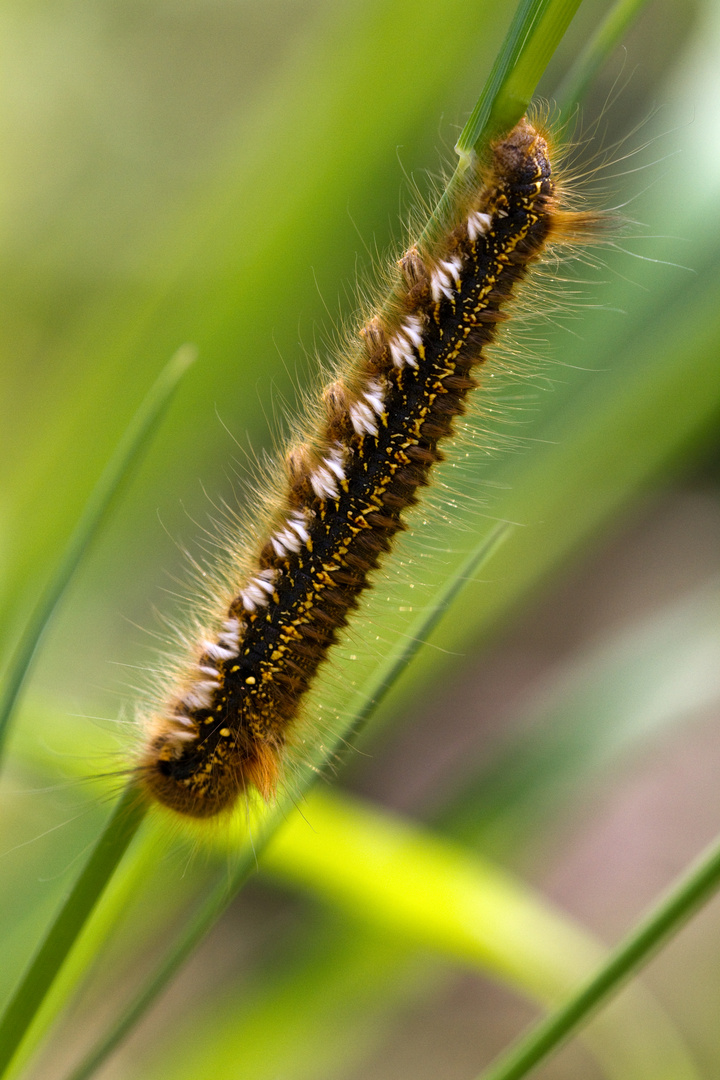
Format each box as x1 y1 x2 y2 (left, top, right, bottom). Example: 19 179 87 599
0 345 196 762
262 790 700 1080
0 345 196 1076
111 788 700 1080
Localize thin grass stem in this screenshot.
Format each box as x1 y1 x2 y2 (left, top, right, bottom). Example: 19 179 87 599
476 832 720 1080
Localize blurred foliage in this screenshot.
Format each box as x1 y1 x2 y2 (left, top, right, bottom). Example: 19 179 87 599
2 0 720 1079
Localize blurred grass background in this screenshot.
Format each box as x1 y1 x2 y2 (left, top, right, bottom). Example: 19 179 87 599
2 0 720 1078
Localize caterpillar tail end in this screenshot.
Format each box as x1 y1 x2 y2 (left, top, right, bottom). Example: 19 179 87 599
137 729 281 819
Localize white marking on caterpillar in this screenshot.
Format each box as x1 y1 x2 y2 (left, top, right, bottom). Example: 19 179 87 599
181 683 215 711
388 331 419 370
239 586 264 611
467 210 492 240
430 268 453 302
363 379 385 417
310 464 340 500
272 529 302 557
172 715 196 729
218 618 241 649
255 571 277 595
324 445 346 482
168 728 198 744
240 567 279 610
202 639 236 660
271 511 312 556
350 399 379 436
401 315 424 349
287 512 310 543
430 257 463 303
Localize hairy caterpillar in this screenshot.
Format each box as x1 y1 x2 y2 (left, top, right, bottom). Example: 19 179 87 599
138 117 595 818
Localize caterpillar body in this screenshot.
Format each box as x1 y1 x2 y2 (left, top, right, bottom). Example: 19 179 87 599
139 118 590 818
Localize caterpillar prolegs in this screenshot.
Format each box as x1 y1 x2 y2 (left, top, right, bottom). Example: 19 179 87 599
138 118 591 818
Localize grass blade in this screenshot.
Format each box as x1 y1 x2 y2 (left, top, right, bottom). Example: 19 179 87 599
0 345 196 761
457 0 581 155
426 0 584 241
0 787 147 1078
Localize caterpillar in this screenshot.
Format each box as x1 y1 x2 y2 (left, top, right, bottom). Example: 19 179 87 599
138 117 594 818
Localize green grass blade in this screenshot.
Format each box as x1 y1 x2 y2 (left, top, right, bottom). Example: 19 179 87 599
60 850 258 1080
0 342 195 1069
457 0 581 155
0 787 147 1078
328 522 511 748
476 831 720 1080
0 345 196 760
426 0 583 242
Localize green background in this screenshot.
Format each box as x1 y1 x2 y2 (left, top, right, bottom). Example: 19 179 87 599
2 1 720 1078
